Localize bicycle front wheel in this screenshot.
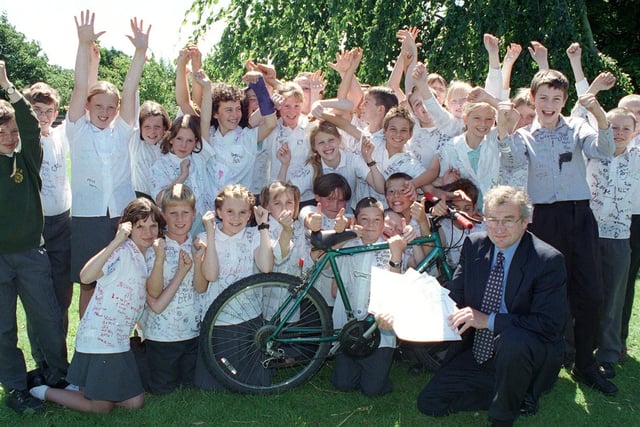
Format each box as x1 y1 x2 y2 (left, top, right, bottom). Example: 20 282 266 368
199 273 333 393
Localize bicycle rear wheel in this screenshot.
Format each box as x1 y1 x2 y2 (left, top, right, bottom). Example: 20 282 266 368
199 273 333 393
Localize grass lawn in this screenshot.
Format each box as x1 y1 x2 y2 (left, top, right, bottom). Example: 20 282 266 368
1 278 639 426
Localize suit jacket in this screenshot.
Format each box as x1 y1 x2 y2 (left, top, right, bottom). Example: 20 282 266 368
447 230 568 347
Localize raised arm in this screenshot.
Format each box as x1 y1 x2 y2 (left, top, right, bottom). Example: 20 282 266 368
120 17 150 126
483 33 503 99
192 69 212 143
146 249 193 314
200 211 219 284
243 72 277 141
253 206 274 273
79 222 130 284
68 10 105 123
146 238 167 298
500 42 522 100
175 48 197 116
528 41 549 71
566 43 586 92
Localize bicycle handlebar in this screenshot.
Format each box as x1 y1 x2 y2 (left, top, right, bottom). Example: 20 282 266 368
422 192 475 230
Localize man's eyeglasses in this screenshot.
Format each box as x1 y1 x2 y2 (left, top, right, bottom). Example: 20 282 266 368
485 217 523 228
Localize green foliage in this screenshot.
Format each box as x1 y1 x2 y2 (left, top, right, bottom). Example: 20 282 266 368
191 0 637 110
0 13 51 93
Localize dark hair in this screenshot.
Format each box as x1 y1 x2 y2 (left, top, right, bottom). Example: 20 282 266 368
438 178 480 205
313 173 351 201
384 172 413 193
211 82 245 129
160 114 202 155
367 86 399 114
530 70 569 99
354 197 384 218
120 198 165 237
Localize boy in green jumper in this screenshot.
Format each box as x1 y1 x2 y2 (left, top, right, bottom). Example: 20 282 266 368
0 60 68 414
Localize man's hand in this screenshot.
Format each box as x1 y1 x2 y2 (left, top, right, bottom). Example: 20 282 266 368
449 306 490 335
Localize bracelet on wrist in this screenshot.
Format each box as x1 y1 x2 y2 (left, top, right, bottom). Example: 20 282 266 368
258 223 270 230
388 259 402 269
366 160 377 167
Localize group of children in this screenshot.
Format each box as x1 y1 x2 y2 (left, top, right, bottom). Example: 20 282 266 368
1 8 639 419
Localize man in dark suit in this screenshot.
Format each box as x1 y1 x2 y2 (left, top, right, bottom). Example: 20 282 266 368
418 185 568 426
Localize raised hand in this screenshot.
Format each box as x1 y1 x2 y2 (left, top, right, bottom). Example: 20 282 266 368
126 17 151 51
360 135 374 163
309 70 326 93
565 42 582 62
115 221 132 244
276 142 291 166
503 43 522 66
528 41 549 70
177 249 193 274
152 237 167 259
192 237 207 261
497 101 521 138
202 210 217 234
590 72 616 93
74 9 106 44
254 205 270 226
308 203 323 232
278 209 295 231
333 208 349 233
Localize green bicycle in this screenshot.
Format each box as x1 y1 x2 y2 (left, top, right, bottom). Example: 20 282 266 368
199 203 473 393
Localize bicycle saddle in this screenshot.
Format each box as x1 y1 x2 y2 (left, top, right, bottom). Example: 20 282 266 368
307 230 358 250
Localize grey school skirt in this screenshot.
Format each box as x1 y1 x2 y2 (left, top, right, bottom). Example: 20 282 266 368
66 350 144 402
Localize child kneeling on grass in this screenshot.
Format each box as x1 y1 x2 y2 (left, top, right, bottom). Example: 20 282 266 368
29 198 164 413
331 197 415 396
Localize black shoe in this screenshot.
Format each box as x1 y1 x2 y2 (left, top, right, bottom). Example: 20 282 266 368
599 362 616 379
519 393 538 416
571 367 618 396
5 388 45 414
26 369 46 390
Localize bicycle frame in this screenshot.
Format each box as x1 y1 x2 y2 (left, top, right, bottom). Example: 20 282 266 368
265 230 454 346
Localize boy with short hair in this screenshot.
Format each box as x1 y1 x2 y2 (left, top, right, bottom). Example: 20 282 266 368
496 69 617 396
0 60 68 414
22 82 73 359
141 184 207 394
587 108 640 378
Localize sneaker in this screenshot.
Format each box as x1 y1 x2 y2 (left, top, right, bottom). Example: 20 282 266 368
571 367 618 396
5 388 45 414
599 362 616 379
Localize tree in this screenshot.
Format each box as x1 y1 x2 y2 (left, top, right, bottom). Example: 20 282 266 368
187 0 636 109
0 13 51 93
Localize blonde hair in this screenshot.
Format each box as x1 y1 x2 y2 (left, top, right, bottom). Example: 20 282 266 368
215 184 255 211
87 81 120 104
445 80 472 106
276 82 305 104
462 101 497 118
159 183 196 210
